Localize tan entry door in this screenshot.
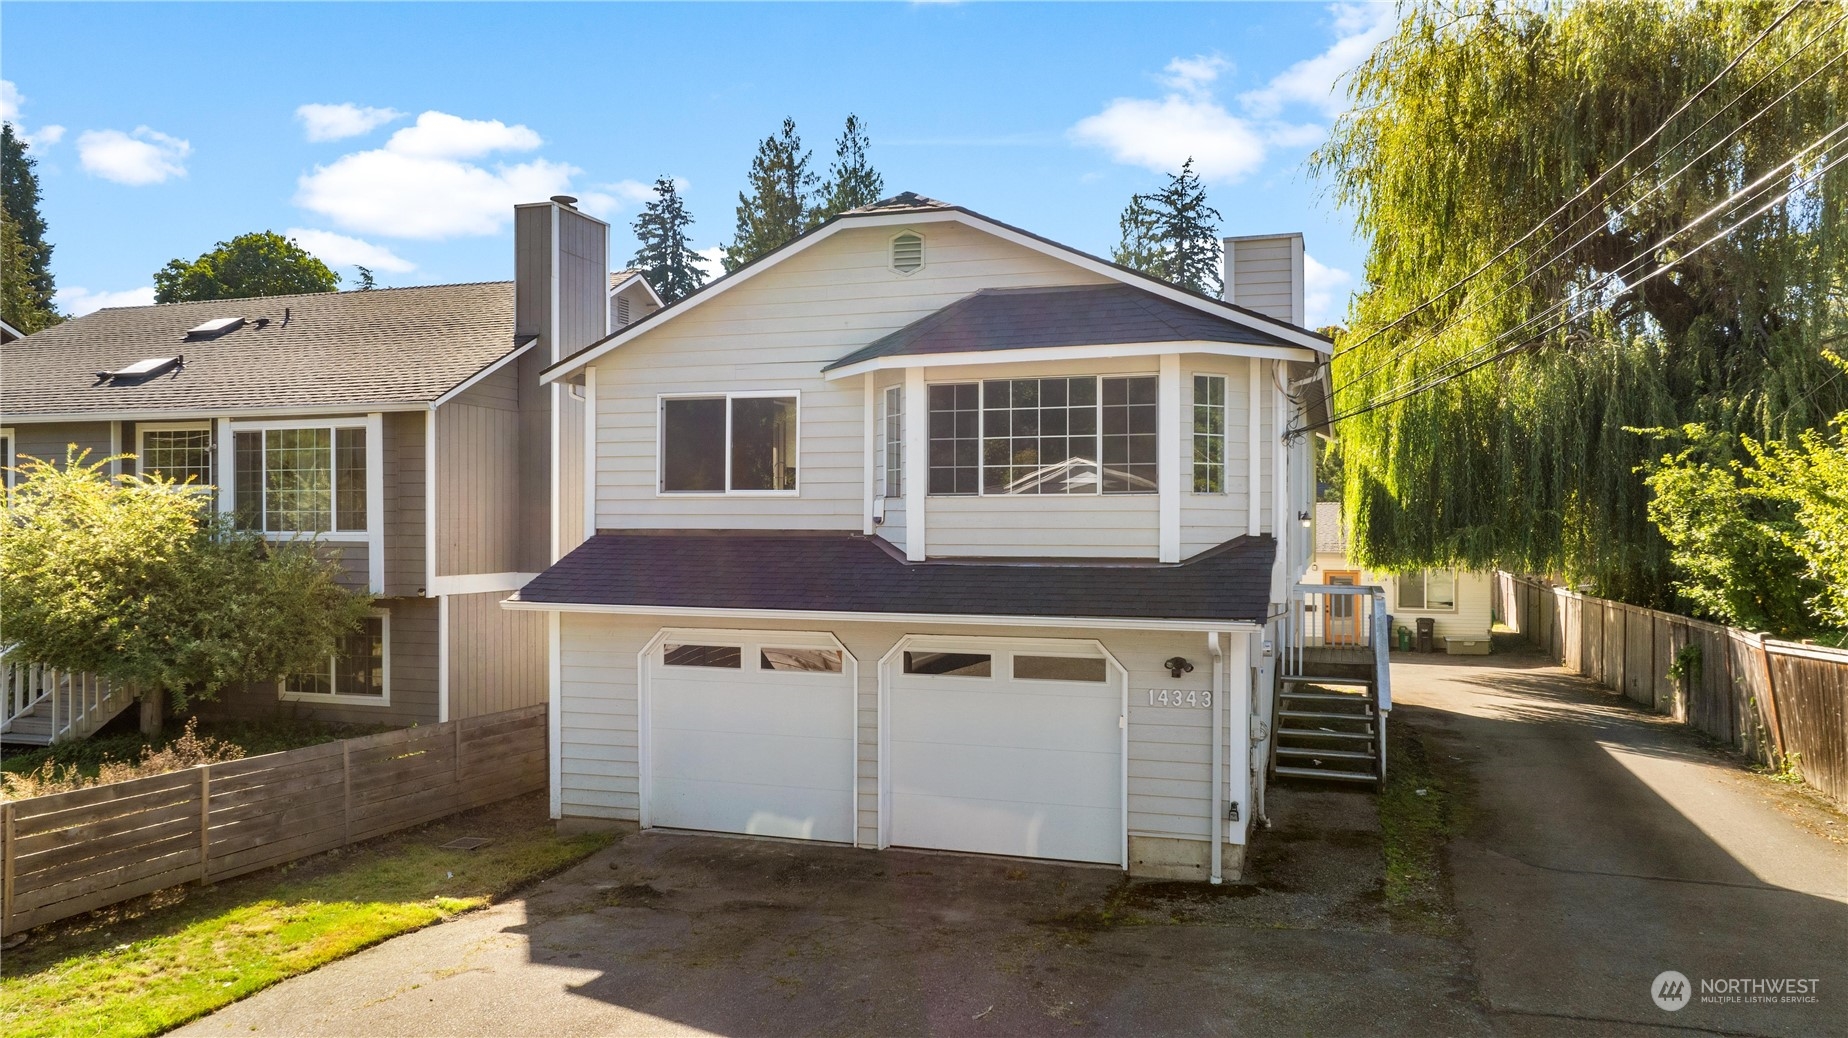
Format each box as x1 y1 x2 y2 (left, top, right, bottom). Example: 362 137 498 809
1325 571 1361 646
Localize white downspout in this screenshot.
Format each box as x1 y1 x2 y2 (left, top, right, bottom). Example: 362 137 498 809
1208 631 1225 885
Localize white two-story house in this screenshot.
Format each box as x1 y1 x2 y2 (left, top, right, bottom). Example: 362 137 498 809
509 193 1344 882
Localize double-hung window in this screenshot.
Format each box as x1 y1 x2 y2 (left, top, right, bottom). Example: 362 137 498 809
926 374 1158 495
1192 374 1228 493
882 385 903 497
1397 569 1458 611
282 611 389 704
660 392 798 493
138 422 214 490
233 425 368 533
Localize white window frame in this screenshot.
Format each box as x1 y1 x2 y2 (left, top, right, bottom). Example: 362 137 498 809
223 416 374 543
279 608 391 706
135 420 214 490
924 372 1162 498
1397 569 1459 613
655 390 802 497
882 385 903 498
1190 373 1229 495
0 427 14 493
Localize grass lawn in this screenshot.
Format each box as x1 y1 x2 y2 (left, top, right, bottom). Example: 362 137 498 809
1377 712 1472 936
1 792 614 1038
1 718 392 781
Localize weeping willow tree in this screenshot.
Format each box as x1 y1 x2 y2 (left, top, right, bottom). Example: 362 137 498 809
1312 0 1848 608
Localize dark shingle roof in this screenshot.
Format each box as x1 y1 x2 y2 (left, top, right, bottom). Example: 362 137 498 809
1 282 518 418
517 531 1275 624
824 283 1299 371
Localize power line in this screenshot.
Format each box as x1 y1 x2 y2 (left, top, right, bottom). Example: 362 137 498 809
1327 5 1847 396
1323 0 1812 370
1296 147 1848 436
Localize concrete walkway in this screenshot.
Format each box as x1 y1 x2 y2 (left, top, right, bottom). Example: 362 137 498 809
1393 654 1848 1038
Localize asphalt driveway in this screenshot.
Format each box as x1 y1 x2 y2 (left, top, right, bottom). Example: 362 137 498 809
175 654 1846 1038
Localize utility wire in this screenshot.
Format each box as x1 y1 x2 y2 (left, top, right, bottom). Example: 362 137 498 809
1328 6 1847 396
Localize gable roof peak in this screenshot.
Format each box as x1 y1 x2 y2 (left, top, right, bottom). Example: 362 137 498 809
848 191 951 215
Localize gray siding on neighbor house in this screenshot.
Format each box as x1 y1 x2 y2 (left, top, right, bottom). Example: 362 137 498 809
10 421 114 468
186 596 439 728
435 366 524 576
555 613 1249 852
1227 236 1301 325
384 410 426 596
447 590 548 718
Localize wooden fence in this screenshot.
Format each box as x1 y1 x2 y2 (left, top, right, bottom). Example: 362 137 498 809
0 704 546 937
1493 573 1847 804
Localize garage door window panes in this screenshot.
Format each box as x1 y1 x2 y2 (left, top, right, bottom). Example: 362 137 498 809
663 644 742 668
903 651 992 677
1012 655 1108 682
760 648 843 673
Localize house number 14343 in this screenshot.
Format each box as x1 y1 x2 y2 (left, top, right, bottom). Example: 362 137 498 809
1148 689 1212 708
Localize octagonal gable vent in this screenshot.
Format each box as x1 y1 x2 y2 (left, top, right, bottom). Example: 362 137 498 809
891 231 923 275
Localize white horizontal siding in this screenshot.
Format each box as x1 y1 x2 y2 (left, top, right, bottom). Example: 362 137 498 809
554 613 1250 853
1181 356 1256 557
928 496 1158 557
1305 555 1496 641
592 222 1113 532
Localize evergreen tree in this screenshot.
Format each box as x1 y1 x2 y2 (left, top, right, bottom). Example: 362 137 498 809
723 118 818 273
630 176 708 303
816 114 884 222
2 123 61 332
354 266 377 290
154 231 340 303
1111 159 1223 296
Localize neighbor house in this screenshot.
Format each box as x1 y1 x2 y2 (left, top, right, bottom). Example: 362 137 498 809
1308 500 1493 653
505 195 1356 882
0 198 660 741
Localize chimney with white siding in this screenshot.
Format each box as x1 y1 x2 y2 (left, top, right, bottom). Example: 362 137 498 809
1222 232 1305 326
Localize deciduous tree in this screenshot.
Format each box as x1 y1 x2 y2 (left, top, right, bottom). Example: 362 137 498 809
154 231 340 303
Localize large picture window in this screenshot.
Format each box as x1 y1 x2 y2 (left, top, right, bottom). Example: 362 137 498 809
1397 569 1458 611
1192 374 1227 493
660 393 798 493
138 424 214 488
282 612 388 704
233 426 367 534
927 374 1158 496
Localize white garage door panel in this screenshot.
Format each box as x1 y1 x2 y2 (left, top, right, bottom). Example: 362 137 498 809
889 655 1122 866
647 636 854 846
890 741 1120 805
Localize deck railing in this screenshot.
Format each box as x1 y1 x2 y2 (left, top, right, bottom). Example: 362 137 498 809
1 647 127 744
1280 584 1393 774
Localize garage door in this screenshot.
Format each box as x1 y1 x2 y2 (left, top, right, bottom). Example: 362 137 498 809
889 641 1122 864
647 632 855 843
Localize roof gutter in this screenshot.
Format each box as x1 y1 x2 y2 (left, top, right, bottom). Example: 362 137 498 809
498 596 1265 634
822 340 1321 381
2 401 433 423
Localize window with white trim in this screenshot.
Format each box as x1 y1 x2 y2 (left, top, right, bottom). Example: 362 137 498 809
660 393 798 493
138 423 213 489
1397 569 1458 611
233 426 367 533
1192 374 1227 493
882 385 903 497
925 374 1159 496
0 427 13 496
282 612 388 703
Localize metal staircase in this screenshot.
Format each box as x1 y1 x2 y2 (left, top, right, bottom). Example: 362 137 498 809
1271 584 1391 788
1 648 133 746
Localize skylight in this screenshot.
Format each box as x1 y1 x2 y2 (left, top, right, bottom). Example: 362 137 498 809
185 317 245 339
95 356 184 383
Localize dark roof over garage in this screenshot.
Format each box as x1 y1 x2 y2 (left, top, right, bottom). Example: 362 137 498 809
0 281 522 418
824 283 1300 371
516 531 1276 625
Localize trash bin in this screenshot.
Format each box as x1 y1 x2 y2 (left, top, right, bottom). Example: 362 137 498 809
1398 626 1412 652
1416 617 1436 653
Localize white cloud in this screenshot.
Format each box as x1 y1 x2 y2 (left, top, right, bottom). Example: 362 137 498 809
295 103 404 142
77 127 190 185
0 80 20 120
284 228 416 274
3 80 65 150
1070 93 1268 184
58 285 157 317
1239 3 1396 119
693 245 726 282
294 110 573 239
1158 55 1230 98
26 124 65 148
383 112 541 159
578 179 659 219
1303 253 1355 328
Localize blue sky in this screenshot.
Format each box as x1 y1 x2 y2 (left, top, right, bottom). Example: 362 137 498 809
2 2 1391 326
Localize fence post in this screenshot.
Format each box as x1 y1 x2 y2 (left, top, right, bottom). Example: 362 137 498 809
1751 633 1786 764
3 802 15 937
197 764 211 885
342 742 353 846
455 718 464 786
